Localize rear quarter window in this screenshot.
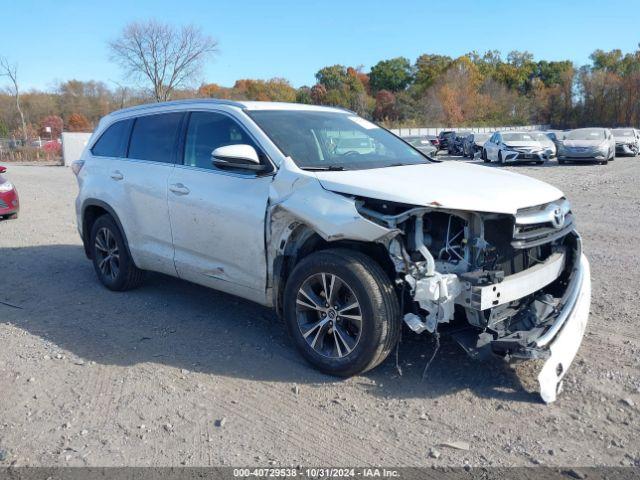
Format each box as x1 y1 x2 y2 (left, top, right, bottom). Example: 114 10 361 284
128 112 184 163
91 119 132 158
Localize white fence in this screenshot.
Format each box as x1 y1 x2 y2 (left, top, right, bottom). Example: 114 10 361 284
390 125 551 137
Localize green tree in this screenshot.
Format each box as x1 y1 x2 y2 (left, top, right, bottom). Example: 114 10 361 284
536 60 573 87
413 54 452 93
315 65 350 90
369 57 413 93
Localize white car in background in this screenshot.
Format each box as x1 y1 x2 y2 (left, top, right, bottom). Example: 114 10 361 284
557 128 616 165
481 131 549 165
612 128 640 156
532 131 557 158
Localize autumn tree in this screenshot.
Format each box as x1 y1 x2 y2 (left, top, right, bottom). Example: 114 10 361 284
40 115 63 139
109 20 218 102
373 90 397 121
233 78 297 102
66 113 92 132
310 84 327 104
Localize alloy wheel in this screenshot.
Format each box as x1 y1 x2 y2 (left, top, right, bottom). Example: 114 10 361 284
295 273 362 359
94 227 120 280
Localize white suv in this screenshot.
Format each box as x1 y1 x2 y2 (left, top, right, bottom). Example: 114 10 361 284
74 100 591 402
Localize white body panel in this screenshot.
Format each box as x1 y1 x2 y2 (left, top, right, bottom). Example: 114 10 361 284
538 255 591 403
314 161 562 215
167 165 271 297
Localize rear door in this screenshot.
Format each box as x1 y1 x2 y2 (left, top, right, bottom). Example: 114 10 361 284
167 110 272 297
119 111 184 275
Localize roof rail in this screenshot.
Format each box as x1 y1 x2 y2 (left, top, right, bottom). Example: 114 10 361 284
110 98 245 116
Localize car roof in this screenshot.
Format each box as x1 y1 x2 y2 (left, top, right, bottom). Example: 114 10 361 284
106 99 352 119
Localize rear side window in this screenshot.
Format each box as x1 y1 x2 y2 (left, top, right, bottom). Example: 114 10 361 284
183 111 259 170
91 119 131 157
128 112 184 163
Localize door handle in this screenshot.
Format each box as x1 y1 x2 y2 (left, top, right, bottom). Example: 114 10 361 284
169 183 190 195
110 170 124 181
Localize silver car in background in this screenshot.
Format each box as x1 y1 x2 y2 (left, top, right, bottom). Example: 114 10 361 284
481 131 549 165
612 128 640 156
558 128 616 165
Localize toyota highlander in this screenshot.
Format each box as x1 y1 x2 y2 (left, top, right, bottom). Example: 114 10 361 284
73 100 591 403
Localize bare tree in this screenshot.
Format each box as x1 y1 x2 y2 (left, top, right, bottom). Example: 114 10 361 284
0 57 28 141
109 20 218 102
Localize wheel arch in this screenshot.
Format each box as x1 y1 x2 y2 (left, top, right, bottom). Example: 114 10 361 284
81 199 133 261
272 223 397 317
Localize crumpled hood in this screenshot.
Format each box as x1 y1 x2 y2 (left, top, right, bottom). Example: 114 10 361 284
563 139 604 148
314 162 563 215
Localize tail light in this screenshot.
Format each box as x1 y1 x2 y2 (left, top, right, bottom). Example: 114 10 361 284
71 160 85 176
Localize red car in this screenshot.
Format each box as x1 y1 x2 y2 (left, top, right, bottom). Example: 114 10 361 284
0 165 19 219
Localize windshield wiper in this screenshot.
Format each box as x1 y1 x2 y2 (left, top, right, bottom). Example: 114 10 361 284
300 165 345 171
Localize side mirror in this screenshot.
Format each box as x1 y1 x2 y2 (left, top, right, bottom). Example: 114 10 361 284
0 166 6 174
212 144 266 172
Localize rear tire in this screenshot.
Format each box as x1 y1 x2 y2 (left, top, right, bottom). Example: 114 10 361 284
558 159 566 165
90 215 144 291
283 249 401 377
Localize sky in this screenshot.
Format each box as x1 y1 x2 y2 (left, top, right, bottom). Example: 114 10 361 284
2 0 639 91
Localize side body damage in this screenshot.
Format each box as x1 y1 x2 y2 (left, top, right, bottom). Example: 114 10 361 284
266 157 590 403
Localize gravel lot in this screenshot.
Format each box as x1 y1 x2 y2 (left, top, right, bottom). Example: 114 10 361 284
0 156 639 468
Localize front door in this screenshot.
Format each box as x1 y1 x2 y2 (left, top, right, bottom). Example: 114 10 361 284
167 111 272 298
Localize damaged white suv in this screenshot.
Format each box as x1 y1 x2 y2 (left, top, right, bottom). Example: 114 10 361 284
74 100 591 403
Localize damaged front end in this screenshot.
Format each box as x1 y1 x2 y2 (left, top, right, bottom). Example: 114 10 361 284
356 196 591 403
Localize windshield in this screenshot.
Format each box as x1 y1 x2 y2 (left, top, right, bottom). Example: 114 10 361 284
565 128 606 141
502 132 536 142
613 129 634 137
248 110 427 170
532 133 552 143
403 137 432 147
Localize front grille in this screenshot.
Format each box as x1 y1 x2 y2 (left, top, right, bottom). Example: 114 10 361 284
0 199 7 209
515 153 541 160
512 200 574 249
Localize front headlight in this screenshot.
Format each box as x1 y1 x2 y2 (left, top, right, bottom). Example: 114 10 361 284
598 142 609 152
0 181 14 193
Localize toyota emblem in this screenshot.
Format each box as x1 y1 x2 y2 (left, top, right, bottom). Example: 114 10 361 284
552 208 565 229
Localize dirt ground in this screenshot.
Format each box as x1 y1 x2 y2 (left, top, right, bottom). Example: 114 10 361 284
0 156 638 468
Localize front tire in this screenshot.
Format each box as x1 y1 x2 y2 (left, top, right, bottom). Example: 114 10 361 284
90 215 144 291
482 149 489 163
283 249 401 377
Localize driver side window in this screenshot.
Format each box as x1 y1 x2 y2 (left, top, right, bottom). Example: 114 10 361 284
183 111 260 170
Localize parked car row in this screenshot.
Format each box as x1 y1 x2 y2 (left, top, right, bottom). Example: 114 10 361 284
401 126 639 166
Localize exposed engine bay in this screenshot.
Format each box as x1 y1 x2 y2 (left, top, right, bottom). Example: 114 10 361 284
356 196 581 364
